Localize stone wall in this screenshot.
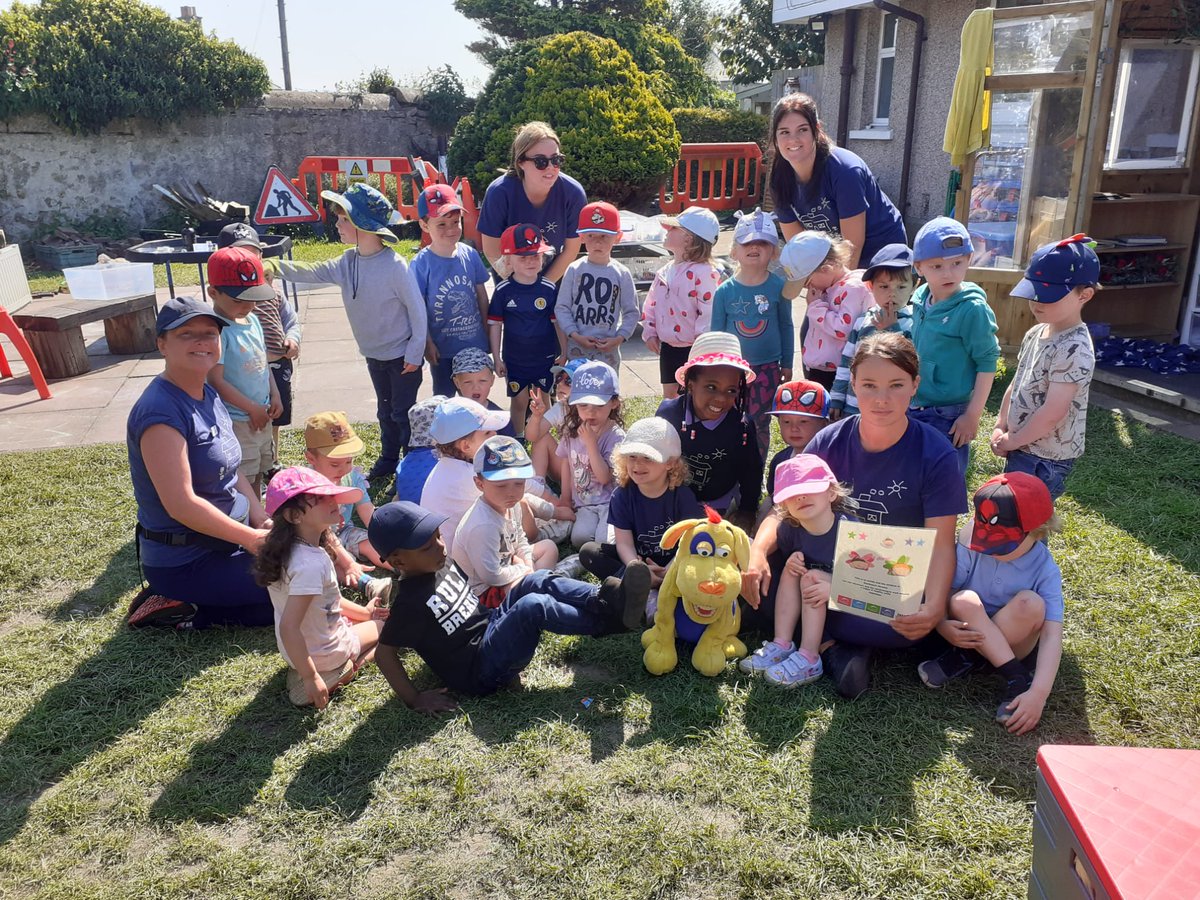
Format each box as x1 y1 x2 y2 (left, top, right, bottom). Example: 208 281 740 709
0 91 437 242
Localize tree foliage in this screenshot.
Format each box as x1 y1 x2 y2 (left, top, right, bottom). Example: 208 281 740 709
453 0 717 108
717 0 824 83
0 0 269 132
667 0 719 68
417 65 474 135
447 32 680 206
671 107 769 149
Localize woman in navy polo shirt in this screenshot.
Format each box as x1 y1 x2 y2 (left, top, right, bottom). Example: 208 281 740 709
747 332 965 698
477 121 586 284
768 93 907 268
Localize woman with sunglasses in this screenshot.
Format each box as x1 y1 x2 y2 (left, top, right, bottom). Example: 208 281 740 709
477 121 586 284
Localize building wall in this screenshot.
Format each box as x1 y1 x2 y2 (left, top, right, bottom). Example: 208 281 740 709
816 2 980 239
0 91 437 242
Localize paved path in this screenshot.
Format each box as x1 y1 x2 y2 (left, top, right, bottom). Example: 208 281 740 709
1 278 806 453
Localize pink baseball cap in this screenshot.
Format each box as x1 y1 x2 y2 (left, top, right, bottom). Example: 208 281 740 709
773 454 838 504
265 466 364 516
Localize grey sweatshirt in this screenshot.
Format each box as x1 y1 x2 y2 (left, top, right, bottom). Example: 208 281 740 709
278 248 426 365
554 258 639 343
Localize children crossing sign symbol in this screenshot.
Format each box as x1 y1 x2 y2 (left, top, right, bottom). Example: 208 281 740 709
253 166 320 225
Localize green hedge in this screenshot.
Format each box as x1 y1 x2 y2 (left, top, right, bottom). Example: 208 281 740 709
671 107 770 150
0 0 269 133
449 32 680 206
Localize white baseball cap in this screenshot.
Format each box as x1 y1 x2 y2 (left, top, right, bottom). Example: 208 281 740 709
780 230 834 282
429 397 509 444
613 417 681 464
660 206 720 244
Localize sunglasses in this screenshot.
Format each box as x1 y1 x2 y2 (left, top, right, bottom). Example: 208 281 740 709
520 153 566 170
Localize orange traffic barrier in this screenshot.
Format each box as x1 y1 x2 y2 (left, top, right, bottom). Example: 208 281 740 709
292 156 480 245
659 143 766 214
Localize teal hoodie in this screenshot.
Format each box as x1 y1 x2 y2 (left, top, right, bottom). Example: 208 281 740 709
910 281 999 408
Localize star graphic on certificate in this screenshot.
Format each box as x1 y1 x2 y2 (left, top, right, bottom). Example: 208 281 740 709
905 538 913 546
847 529 858 540
916 539 926 547
887 480 906 496
728 297 753 316
858 532 867 540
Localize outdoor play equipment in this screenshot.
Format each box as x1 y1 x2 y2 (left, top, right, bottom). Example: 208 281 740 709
291 156 480 245
0 244 52 399
658 143 766 215
1030 744 1200 899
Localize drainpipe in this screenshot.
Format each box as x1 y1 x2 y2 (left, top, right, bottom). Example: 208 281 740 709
835 10 858 147
873 1 926 219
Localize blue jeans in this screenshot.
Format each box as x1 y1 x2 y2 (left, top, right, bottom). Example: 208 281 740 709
474 571 608 692
910 403 971 479
143 549 273 629
365 356 423 469
429 354 457 399
1004 449 1075 501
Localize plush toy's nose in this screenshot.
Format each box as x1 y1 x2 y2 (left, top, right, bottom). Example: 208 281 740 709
698 581 724 595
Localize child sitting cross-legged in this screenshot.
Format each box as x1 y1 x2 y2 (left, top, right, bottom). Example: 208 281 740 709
740 455 854 687
255 468 387 708
369 497 651 710
303 411 387 570
918 473 1064 735
556 360 626 548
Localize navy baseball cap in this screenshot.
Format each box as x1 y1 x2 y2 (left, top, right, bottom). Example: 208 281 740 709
155 296 232 334
473 435 534 481
862 243 914 282
368 501 447 557
1011 234 1101 304
913 217 973 262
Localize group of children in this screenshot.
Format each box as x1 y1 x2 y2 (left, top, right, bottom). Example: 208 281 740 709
190 177 1098 738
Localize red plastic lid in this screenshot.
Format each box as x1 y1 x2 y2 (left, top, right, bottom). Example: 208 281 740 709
1037 745 1200 899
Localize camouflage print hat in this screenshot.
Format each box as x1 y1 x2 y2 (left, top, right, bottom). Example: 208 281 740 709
407 395 447 449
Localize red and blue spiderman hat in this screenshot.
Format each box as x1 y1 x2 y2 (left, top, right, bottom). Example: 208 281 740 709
1011 234 1100 304
500 223 553 256
969 472 1053 556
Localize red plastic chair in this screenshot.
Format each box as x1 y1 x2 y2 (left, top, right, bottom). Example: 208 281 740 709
0 309 53 400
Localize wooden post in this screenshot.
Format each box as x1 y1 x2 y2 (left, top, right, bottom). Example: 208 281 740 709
25 328 88 379
104 304 157 355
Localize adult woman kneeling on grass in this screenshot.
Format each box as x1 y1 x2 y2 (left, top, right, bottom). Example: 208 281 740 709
125 297 363 630
746 333 965 698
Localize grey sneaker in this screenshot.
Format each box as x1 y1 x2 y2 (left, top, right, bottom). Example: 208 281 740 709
917 648 983 689
551 553 586 579
764 649 824 688
738 640 794 675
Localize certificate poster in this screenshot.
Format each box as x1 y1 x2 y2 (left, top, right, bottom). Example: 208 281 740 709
827 522 936 623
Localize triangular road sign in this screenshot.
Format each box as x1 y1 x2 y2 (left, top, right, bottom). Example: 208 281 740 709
254 166 320 225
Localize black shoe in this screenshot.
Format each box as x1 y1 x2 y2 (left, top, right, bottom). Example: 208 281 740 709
822 642 872 699
918 647 983 688
598 561 651 632
995 672 1034 724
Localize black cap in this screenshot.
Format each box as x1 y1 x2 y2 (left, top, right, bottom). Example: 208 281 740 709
155 296 232 334
367 501 447 557
216 222 262 250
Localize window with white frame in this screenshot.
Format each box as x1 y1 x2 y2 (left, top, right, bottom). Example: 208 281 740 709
1105 43 1200 170
873 12 897 126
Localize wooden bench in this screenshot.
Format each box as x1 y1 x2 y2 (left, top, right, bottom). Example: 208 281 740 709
11 293 158 379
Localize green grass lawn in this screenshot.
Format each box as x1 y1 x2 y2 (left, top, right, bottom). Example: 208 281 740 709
24 238 419 295
0 393 1197 899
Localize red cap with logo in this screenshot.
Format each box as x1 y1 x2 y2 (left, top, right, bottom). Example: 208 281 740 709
500 223 553 255
969 472 1054 556
207 246 275 301
578 201 620 236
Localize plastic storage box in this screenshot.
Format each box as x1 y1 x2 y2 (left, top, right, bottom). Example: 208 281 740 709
64 263 155 301
1030 745 1200 899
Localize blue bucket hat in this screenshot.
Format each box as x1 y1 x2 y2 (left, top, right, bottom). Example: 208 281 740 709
913 216 973 262
1011 234 1100 304
473 435 534 481
321 183 404 243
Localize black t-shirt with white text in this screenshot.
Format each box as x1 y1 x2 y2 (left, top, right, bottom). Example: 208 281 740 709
379 562 489 694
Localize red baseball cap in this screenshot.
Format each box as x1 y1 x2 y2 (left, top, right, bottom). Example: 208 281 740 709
417 183 463 219
500 223 552 255
769 380 829 419
207 246 274 301
969 472 1053 556
578 201 620 236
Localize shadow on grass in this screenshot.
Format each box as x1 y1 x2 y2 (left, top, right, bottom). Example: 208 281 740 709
1050 409 1200 575
745 649 1096 835
52 536 139 622
0 629 242 845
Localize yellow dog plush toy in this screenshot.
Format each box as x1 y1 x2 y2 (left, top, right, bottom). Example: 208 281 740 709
642 508 750 676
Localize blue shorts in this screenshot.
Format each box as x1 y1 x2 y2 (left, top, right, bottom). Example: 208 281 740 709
1004 449 1075 501
504 365 553 397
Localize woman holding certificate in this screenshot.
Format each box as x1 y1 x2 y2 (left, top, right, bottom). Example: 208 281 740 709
747 333 966 699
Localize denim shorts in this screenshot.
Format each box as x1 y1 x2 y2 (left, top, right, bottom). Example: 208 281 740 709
1004 449 1075 501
